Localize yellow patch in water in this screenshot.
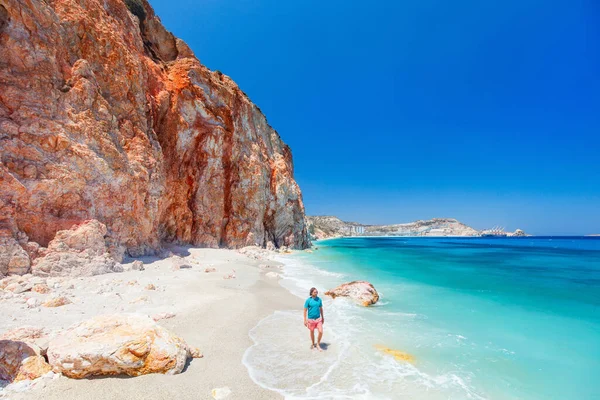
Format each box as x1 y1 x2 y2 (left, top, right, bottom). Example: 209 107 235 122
374 345 415 363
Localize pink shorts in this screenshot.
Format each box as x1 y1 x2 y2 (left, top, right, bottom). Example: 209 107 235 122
307 318 323 331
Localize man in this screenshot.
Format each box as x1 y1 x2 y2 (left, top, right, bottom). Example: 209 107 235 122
304 287 325 351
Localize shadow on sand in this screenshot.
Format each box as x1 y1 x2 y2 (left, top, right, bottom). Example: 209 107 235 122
122 245 193 264
313 342 330 351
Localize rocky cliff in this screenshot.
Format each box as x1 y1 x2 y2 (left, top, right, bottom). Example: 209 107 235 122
0 0 309 276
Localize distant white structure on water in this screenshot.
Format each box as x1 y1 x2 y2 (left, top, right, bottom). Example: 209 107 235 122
480 226 508 237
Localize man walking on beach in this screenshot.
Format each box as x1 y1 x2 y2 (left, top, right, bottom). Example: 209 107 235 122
304 287 325 351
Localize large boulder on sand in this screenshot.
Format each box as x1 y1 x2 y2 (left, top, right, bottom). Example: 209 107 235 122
31 220 123 277
47 314 201 378
325 281 380 306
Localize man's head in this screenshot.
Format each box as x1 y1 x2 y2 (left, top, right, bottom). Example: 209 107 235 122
310 287 318 298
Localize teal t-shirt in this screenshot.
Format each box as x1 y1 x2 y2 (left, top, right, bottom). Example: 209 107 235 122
304 296 322 320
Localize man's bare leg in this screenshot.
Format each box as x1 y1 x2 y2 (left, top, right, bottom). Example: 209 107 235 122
317 329 323 351
310 329 316 349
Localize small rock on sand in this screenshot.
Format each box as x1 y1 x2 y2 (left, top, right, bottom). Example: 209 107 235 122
31 283 51 294
152 312 176 321
42 296 71 308
265 272 281 279
172 263 193 271
211 386 232 399
223 270 236 280
5 283 32 294
189 346 203 358
204 267 216 273
130 296 148 304
131 260 144 271
26 298 40 308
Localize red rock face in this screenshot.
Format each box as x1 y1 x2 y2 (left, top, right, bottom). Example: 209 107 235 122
0 0 308 262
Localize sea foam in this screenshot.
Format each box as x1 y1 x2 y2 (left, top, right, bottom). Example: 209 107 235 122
243 254 486 399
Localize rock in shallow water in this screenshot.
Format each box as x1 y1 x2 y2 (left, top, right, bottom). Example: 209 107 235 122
374 345 415 363
47 313 199 378
325 281 380 306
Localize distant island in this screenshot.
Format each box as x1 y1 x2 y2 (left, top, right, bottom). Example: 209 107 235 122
307 216 528 240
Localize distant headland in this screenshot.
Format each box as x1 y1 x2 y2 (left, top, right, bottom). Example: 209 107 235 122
307 216 528 240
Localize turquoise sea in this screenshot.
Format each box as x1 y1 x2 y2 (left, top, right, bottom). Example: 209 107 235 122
244 237 600 399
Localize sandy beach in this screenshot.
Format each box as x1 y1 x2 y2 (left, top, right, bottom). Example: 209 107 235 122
1 247 299 400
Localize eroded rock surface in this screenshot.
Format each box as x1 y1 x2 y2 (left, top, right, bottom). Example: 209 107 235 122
0 340 52 383
47 313 199 378
31 220 123 277
325 281 380 306
0 235 31 277
0 0 308 276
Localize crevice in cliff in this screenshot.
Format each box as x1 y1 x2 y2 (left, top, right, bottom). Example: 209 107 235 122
0 5 9 35
122 0 178 64
123 0 147 22
219 126 234 247
261 163 279 248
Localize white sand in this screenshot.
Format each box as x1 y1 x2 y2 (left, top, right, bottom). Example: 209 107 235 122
1 247 300 399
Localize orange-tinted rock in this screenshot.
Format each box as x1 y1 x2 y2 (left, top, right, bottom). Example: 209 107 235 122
42 296 72 308
32 283 51 294
14 355 53 382
47 313 197 378
0 0 308 268
0 340 52 382
374 345 415 363
152 312 176 321
325 281 380 306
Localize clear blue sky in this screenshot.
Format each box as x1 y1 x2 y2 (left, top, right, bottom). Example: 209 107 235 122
150 0 599 235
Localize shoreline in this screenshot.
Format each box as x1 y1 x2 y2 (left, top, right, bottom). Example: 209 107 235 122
1 247 299 400
266 237 600 400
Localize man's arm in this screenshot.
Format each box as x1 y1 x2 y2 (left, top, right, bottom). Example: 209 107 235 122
320 307 324 324
304 307 308 326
